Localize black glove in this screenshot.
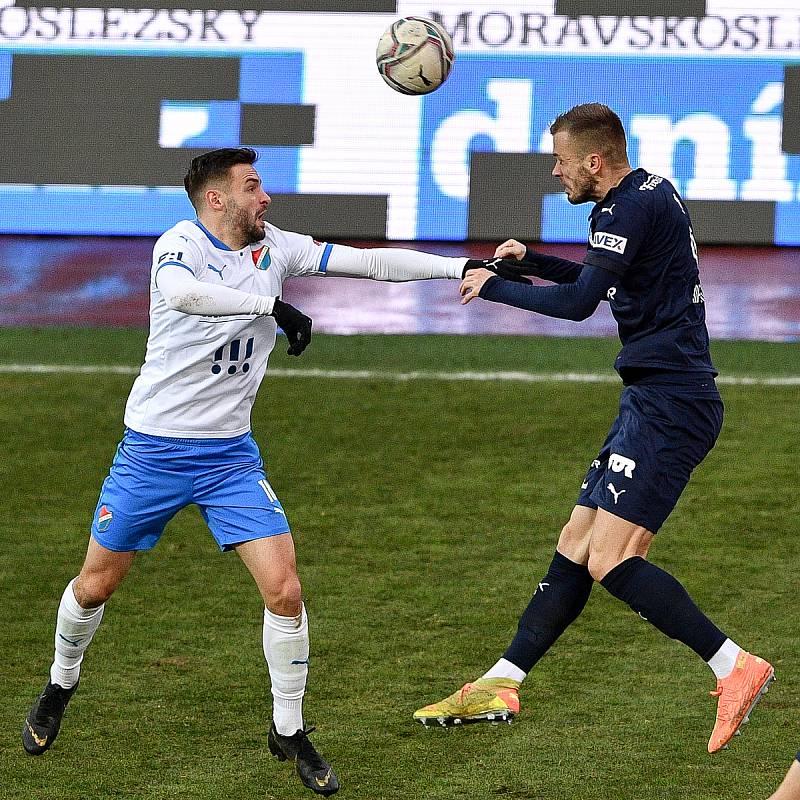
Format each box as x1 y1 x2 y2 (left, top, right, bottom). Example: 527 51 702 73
271 298 312 356
462 258 532 284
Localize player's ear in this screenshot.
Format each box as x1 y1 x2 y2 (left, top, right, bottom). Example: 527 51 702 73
586 153 602 174
205 187 225 212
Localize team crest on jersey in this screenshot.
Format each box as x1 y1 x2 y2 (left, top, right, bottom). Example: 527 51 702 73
97 505 113 532
252 246 271 270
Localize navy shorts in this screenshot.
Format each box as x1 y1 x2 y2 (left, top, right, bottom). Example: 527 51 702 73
91 429 291 552
576 375 723 533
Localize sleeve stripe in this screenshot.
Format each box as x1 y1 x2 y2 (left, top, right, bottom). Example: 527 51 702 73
155 261 195 279
318 243 333 273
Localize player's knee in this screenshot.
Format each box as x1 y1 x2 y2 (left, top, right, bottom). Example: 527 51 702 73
586 546 620 583
559 519 580 547
265 574 302 617
73 572 120 607
557 517 592 564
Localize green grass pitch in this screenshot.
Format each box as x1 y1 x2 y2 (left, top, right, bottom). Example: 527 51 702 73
1 329 798 800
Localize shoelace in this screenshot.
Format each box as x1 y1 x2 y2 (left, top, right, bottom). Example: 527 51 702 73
709 683 744 723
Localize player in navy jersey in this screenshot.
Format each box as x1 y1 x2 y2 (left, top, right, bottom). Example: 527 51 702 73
21 147 470 796
414 103 774 755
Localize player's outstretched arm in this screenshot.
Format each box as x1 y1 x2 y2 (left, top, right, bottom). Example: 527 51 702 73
460 263 616 322
322 244 467 282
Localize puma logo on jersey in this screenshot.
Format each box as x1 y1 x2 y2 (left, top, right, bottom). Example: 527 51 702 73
601 204 615 214
207 264 226 279
607 483 626 504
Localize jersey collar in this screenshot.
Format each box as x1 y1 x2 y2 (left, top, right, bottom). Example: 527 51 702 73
593 168 644 214
193 219 235 252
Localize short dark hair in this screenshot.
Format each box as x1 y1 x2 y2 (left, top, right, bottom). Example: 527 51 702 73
550 103 627 165
184 147 259 211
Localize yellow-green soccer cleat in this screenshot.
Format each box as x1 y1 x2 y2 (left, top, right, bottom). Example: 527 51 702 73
413 678 521 727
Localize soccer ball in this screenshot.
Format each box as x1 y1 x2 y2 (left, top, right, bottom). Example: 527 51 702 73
376 17 455 95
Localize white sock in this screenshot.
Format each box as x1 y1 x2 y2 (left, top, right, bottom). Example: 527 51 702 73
707 638 743 679
481 658 526 683
50 579 105 689
263 604 308 736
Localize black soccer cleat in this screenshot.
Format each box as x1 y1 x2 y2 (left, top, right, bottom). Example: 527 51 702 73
22 680 79 755
268 723 339 796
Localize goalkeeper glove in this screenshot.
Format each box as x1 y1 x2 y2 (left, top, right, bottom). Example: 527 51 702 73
462 258 532 284
271 298 312 356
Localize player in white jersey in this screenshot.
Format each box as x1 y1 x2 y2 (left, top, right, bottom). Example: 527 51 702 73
22 147 469 796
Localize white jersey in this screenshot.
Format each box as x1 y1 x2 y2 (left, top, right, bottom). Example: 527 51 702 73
124 219 465 439
124 219 329 438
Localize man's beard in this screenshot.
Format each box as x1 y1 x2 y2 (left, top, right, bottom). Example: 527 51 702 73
567 167 600 205
227 201 263 245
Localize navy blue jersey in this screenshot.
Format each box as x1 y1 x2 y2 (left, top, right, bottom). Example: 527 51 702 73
584 169 715 375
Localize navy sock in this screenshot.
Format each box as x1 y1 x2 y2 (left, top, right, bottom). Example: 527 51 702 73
600 556 726 661
503 551 593 673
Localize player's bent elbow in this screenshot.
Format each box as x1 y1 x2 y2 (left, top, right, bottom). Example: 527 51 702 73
166 293 207 315
567 303 598 322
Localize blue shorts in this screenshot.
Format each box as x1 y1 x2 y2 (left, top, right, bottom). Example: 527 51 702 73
91 429 291 552
576 375 723 533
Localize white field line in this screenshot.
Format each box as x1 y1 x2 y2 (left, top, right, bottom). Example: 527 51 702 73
1 363 799 386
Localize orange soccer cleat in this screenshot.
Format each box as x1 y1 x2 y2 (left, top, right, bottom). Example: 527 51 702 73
708 651 775 754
